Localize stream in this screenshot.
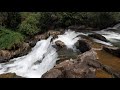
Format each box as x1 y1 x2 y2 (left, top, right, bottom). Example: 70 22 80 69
0 24 120 78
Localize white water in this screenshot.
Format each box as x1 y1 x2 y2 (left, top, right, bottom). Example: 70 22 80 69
0 30 81 78
95 30 120 42
0 37 58 78
53 29 81 50
92 38 113 46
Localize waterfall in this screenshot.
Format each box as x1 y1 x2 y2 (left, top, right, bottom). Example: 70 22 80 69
53 29 81 50
0 30 81 78
0 36 58 78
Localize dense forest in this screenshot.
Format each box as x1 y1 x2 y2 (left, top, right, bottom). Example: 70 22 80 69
0 12 120 50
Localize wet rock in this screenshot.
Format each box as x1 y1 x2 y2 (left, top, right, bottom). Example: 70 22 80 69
42 59 96 78
103 46 120 58
0 73 22 78
34 34 48 41
42 50 98 78
77 49 99 62
88 33 108 42
56 45 79 64
14 42 31 57
68 25 86 30
75 40 91 53
42 69 63 78
29 40 37 47
0 50 14 63
29 30 62 47
0 42 31 63
47 30 61 38
55 40 65 48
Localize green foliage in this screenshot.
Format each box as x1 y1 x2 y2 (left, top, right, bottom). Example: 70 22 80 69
1 12 120 50
0 28 24 50
82 12 117 29
0 12 8 26
0 12 21 29
18 13 40 36
5 12 21 29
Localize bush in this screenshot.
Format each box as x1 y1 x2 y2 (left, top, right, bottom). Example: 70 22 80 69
18 13 40 36
0 28 24 50
4 12 21 29
83 12 117 29
0 12 8 26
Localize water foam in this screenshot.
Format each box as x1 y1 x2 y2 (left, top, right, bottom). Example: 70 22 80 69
0 30 81 78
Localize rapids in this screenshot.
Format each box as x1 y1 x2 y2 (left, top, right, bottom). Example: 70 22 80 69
0 23 120 78
0 30 81 78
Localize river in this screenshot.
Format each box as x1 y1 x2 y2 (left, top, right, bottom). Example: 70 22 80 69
0 24 120 78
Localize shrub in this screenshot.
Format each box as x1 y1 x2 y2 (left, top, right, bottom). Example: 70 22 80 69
0 28 24 50
18 13 40 36
4 12 21 29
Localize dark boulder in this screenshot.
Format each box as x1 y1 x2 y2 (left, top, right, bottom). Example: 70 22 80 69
88 33 108 42
103 46 120 58
75 40 91 53
68 25 86 30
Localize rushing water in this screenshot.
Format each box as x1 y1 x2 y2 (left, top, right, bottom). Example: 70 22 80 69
0 23 120 78
94 23 120 47
0 30 81 78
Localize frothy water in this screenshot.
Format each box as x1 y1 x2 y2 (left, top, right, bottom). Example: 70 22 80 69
0 37 58 78
92 38 113 46
0 27 120 78
0 30 81 78
53 29 81 50
95 30 120 42
93 24 120 47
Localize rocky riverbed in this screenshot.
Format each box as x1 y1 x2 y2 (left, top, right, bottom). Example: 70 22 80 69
0 24 120 78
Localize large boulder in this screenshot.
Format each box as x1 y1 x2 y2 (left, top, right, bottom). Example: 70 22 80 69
42 49 119 78
0 42 30 63
42 50 99 78
88 33 108 42
75 40 91 53
42 60 96 78
0 50 14 63
103 46 120 58
14 42 31 57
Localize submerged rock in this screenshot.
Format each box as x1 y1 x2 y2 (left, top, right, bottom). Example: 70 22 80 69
88 33 108 42
103 46 120 58
56 47 79 64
